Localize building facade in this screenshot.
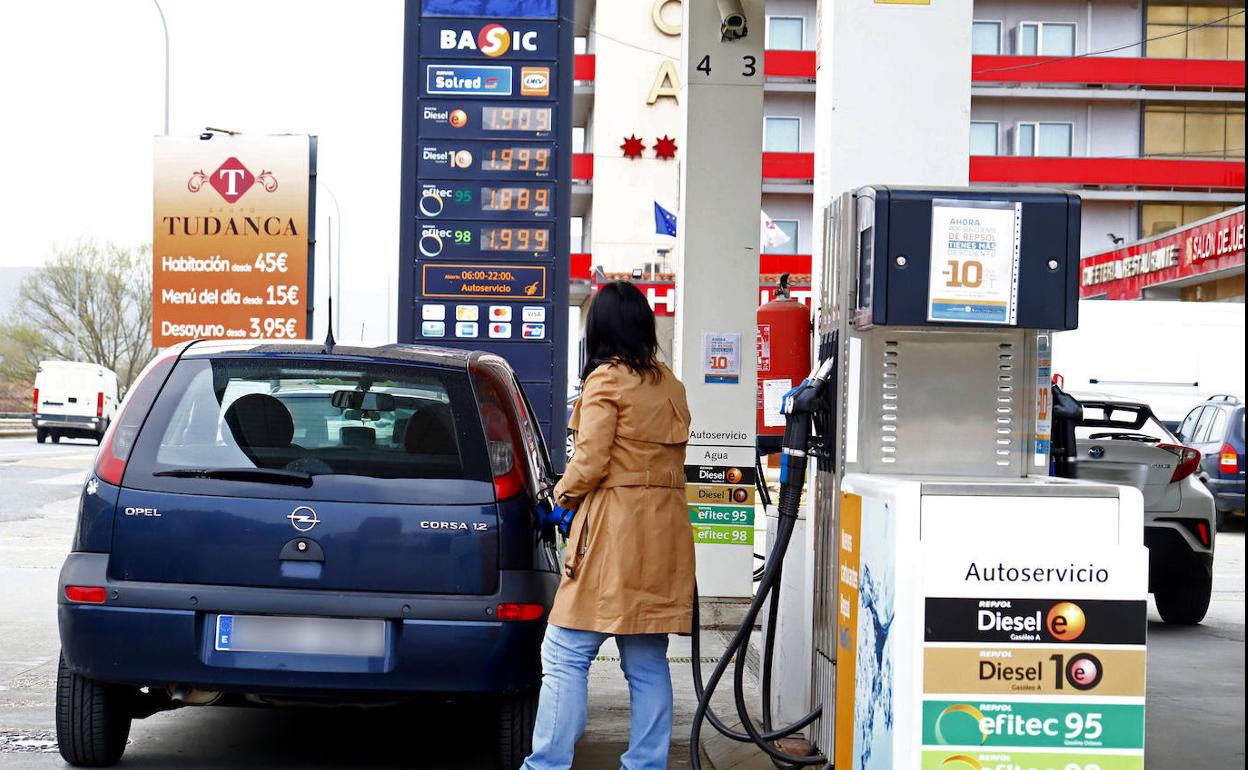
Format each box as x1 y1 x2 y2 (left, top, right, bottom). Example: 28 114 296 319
569 0 1244 313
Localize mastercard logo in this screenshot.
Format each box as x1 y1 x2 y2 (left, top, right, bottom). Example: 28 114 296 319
1047 601 1087 642
477 24 510 57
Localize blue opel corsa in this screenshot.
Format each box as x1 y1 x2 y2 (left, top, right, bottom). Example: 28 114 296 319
56 341 560 768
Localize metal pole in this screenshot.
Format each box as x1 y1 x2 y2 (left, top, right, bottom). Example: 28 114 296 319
152 0 169 135
316 181 343 335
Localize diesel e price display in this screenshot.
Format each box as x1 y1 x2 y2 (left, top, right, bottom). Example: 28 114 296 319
483 105 552 133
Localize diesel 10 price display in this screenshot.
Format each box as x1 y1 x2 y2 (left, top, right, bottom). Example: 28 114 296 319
418 140 554 179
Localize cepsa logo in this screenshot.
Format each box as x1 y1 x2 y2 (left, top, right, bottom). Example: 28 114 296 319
440 24 538 57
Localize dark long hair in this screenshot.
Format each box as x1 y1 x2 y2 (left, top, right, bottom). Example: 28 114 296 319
582 281 662 382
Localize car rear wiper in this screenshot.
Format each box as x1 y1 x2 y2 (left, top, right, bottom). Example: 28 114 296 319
153 467 314 487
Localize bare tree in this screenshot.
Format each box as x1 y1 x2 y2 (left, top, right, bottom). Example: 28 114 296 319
0 240 153 391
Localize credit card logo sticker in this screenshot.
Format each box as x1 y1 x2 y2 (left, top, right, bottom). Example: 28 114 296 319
422 321 446 337
520 66 551 96
422 304 446 321
489 306 512 321
455 305 479 321
455 321 478 338
426 65 513 96
522 306 545 322
489 322 512 338
522 322 545 339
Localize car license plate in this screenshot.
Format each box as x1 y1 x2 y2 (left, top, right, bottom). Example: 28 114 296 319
214 614 386 657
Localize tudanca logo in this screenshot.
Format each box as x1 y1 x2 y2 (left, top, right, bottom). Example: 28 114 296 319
209 157 255 203
287 505 319 532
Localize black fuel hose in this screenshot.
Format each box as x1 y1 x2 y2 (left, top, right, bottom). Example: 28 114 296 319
689 363 835 769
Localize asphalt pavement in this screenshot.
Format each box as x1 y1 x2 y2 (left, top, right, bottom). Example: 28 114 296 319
0 435 1243 768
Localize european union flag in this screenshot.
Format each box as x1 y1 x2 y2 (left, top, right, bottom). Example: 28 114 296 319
654 202 677 237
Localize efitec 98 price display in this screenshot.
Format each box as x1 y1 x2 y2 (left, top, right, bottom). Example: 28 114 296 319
399 0 572 469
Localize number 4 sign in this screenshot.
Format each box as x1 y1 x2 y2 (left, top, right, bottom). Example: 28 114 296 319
702 332 741 384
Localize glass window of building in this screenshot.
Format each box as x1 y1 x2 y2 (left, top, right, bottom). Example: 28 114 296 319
970 121 1000 155
1018 22 1077 55
972 21 1002 54
764 220 800 254
1147 2 1246 59
1016 122 1073 156
768 17 805 50
1144 103 1246 160
764 117 802 152
1141 203 1230 237
1038 122 1073 156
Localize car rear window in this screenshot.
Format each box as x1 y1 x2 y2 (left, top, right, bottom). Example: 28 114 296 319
125 357 492 500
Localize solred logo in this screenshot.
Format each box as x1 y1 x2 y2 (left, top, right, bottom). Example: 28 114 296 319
477 24 511 57
208 157 255 203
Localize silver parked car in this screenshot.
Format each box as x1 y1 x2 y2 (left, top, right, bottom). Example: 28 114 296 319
1071 395 1216 625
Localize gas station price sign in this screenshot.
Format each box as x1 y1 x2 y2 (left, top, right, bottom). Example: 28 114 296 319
418 181 554 220
419 221 552 259
420 101 556 140
398 0 572 466
419 140 554 179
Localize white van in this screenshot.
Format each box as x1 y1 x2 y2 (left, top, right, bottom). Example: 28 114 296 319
32 361 120 444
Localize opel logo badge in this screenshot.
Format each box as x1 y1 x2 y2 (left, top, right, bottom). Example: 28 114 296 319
287 506 319 532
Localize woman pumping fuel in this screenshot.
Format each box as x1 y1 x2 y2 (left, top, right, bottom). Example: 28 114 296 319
523 281 694 770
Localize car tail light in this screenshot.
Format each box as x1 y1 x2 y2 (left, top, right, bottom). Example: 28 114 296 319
1197 522 1211 547
65 585 107 604
1158 443 1201 483
96 391 104 418
95 350 180 485
469 360 528 501
1219 443 1239 474
32 388 39 413
496 603 544 621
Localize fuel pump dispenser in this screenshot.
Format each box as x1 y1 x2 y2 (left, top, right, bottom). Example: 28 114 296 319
692 186 1149 770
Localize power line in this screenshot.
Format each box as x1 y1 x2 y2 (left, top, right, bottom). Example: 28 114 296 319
974 10 1246 77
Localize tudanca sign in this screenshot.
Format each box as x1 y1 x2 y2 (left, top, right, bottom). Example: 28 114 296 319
1080 207 1245 300
152 135 315 347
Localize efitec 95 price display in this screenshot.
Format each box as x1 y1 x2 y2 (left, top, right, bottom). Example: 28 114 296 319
398 0 573 469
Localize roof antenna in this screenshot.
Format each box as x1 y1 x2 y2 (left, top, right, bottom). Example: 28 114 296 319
322 214 336 354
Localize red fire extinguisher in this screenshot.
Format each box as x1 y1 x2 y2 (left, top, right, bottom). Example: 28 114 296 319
756 273 812 454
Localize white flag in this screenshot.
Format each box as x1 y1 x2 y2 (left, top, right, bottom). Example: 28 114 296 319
761 211 792 249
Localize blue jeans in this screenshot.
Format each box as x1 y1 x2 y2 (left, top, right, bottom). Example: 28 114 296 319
523 624 673 770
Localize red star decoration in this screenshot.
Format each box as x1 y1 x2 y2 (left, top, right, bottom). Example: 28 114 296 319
654 135 678 160
620 134 646 159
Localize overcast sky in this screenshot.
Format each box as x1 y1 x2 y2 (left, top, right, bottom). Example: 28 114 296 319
0 0 405 341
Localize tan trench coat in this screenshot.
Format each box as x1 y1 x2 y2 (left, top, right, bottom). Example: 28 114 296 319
550 361 695 635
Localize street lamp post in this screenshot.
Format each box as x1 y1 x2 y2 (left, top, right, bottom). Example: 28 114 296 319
152 0 169 135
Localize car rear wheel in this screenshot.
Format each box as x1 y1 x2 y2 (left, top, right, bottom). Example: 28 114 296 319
495 687 538 769
51 432 61 444
1154 571 1213 625
36 429 47 444
55 654 134 767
